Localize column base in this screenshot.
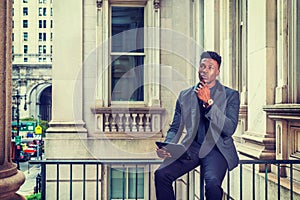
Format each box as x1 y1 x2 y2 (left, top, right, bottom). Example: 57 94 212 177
47 120 88 133
0 166 25 200
238 131 275 159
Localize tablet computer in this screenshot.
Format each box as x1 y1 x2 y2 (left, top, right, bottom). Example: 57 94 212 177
156 141 190 159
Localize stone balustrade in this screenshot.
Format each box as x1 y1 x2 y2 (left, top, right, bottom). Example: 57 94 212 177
92 106 166 134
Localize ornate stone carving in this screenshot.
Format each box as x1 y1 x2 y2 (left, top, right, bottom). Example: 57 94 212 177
153 0 160 10
96 0 103 8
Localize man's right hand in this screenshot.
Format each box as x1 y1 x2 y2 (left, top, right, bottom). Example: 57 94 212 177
156 148 172 159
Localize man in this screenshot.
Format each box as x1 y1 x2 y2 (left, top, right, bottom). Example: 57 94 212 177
155 51 240 200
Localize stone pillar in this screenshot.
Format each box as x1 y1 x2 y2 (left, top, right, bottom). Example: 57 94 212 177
239 0 277 163
0 0 26 199
46 0 87 134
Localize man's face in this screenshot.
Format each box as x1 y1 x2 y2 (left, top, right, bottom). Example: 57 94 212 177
198 58 220 86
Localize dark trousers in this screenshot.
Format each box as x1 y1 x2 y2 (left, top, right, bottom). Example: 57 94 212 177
154 142 228 200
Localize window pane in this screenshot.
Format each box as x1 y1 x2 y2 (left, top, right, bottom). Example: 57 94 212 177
24 45 28 54
111 7 144 52
23 7 28 16
23 32 28 41
111 168 127 199
39 8 43 16
111 55 144 101
128 168 144 199
23 20 28 28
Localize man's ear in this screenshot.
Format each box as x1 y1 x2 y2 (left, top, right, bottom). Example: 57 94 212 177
216 68 220 76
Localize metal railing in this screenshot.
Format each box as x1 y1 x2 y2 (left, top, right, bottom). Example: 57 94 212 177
29 159 300 200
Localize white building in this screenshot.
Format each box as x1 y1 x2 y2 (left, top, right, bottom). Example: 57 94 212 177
12 0 53 121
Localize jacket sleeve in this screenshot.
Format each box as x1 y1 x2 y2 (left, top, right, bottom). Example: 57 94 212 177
205 90 240 137
164 98 184 143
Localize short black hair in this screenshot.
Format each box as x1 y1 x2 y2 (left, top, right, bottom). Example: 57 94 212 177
200 51 222 67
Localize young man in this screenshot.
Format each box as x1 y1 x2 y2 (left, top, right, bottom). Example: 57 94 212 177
155 51 240 200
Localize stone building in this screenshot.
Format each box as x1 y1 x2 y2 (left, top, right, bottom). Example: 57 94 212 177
12 0 53 121
45 0 300 199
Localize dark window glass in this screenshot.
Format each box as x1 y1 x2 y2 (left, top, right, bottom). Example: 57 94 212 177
111 7 144 101
23 20 28 28
111 55 144 101
111 7 144 53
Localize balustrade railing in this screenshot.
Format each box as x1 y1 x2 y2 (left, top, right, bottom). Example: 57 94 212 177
92 107 166 133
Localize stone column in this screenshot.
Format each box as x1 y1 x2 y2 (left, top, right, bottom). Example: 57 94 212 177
0 0 26 199
239 0 277 163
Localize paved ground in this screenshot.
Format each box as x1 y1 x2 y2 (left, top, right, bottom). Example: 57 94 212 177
17 159 41 198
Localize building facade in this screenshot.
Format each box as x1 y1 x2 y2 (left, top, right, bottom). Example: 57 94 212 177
12 0 53 121
46 0 300 199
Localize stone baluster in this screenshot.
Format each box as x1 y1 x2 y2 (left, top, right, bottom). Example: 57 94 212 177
138 114 145 132
116 114 123 132
111 114 117 132
131 114 137 132
104 114 110 132
145 114 151 132
125 114 131 132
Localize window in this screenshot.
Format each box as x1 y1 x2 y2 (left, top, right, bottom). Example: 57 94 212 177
12 33 14 41
12 8 14 16
50 20 53 28
39 20 46 28
50 8 53 16
38 33 46 41
23 0 28 3
23 32 28 41
24 45 28 54
39 8 43 16
50 45 52 54
23 7 28 16
111 7 144 102
23 20 28 28
38 45 42 54
43 8 46 16
50 32 53 41
43 45 46 54
24 57 28 62
111 167 144 199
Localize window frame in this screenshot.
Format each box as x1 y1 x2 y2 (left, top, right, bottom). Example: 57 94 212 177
23 32 28 41
110 166 145 200
109 5 146 105
23 20 28 28
23 7 28 16
96 0 160 107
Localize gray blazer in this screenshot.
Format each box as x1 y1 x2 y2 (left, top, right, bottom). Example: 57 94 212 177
165 81 240 171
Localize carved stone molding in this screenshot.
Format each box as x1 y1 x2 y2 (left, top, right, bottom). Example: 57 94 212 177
96 0 103 8
154 0 160 10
